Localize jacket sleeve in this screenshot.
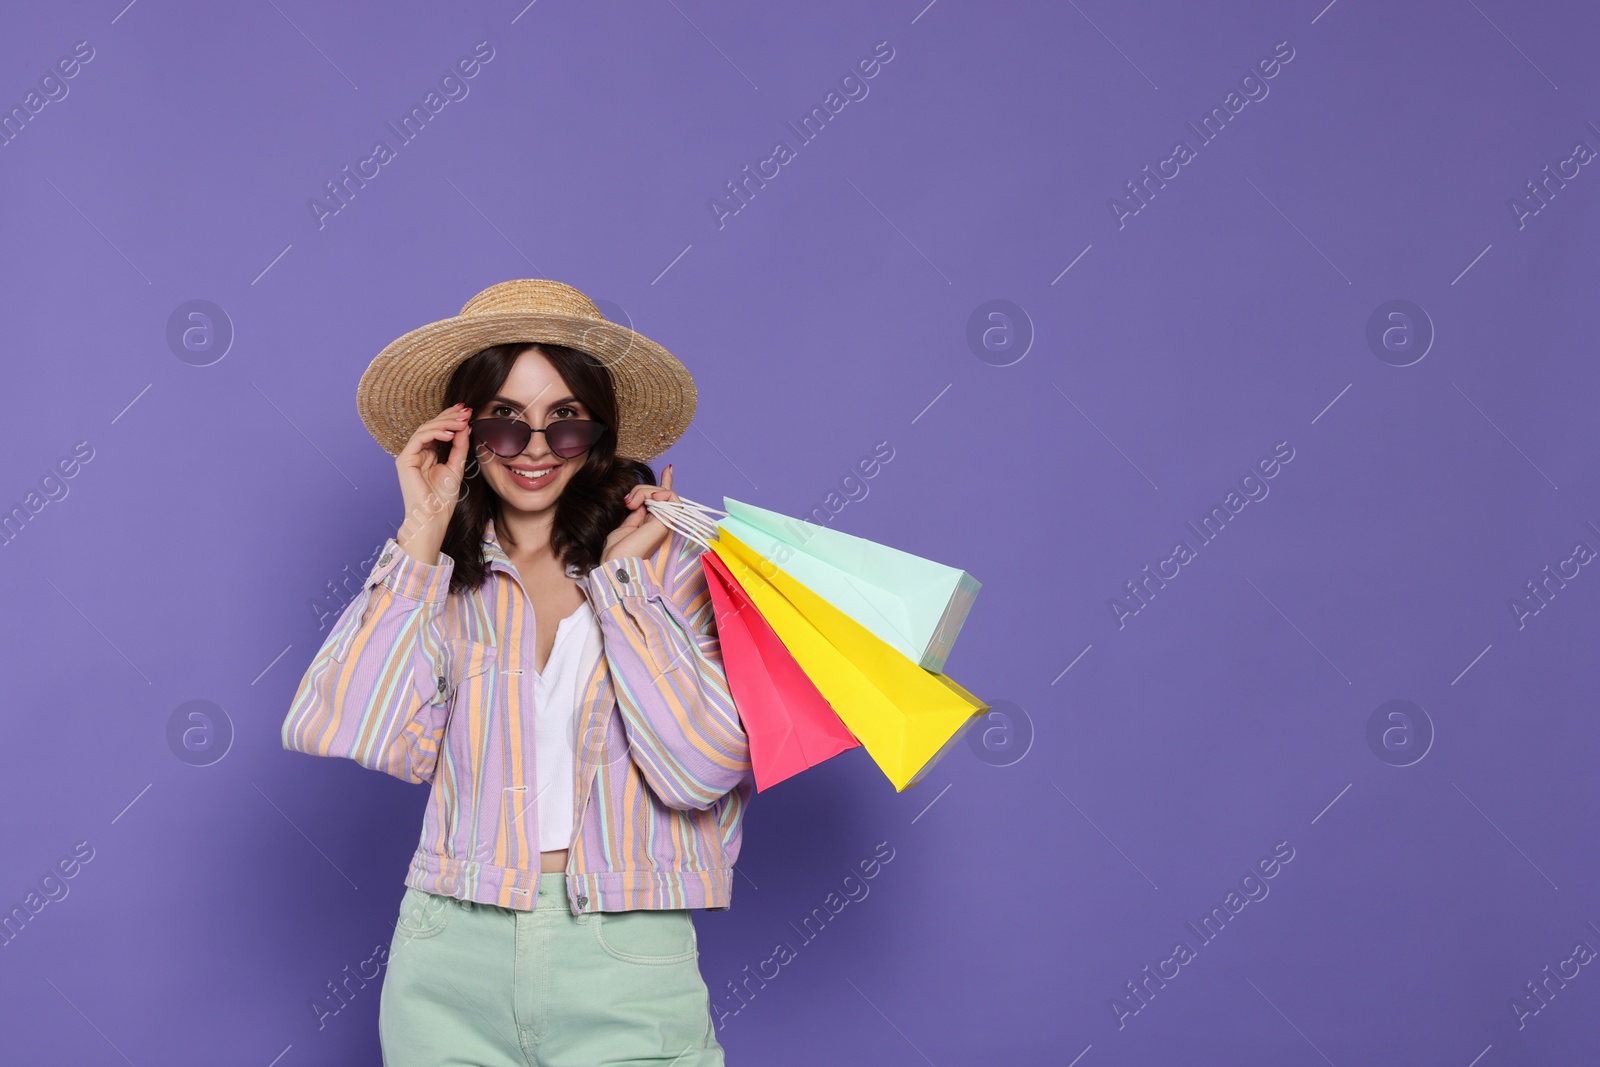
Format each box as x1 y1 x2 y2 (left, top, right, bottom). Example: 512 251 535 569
281 538 455 785
580 528 752 811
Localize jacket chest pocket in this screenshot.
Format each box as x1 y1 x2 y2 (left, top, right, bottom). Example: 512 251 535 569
448 639 496 687
444 639 498 710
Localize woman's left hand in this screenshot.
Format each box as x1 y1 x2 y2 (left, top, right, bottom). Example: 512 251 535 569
602 464 678 563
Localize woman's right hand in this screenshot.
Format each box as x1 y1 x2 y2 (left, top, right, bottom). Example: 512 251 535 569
394 403 472 564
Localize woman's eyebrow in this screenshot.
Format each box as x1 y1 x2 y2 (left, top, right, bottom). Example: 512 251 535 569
488 394 582 412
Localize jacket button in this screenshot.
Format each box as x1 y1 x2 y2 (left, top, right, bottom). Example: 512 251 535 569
436 675 446 694
576 894 588 908
379 550 392 567
615 568 629 583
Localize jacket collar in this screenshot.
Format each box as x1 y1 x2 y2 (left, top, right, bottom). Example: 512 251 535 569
481 517 512 570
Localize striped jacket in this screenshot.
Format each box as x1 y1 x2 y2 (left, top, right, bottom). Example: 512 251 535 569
281 518 754 915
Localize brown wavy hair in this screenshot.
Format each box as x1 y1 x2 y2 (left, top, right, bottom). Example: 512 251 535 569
429 341 657 594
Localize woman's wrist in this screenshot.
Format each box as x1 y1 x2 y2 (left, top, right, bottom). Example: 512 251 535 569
395 531 444 567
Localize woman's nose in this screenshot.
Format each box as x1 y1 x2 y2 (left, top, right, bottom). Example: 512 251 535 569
520 431 553 461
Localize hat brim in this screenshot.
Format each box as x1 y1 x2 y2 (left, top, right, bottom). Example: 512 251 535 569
357 311 696 461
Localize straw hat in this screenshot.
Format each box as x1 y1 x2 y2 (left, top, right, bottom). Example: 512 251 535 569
357 279 696 461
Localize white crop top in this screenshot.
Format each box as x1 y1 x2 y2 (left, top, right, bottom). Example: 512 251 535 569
534 598 604 852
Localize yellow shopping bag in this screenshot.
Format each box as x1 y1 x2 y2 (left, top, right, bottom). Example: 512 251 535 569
711 527 988 791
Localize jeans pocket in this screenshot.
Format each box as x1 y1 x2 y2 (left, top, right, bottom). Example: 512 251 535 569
395 885 454 940
592 908 698 965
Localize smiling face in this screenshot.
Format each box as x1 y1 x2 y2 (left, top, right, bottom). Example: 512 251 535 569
470 348 595 514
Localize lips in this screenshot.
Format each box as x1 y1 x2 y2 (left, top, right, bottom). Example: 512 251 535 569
504 462 559 490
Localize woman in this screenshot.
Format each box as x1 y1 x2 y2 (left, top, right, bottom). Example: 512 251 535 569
281 279 753 1066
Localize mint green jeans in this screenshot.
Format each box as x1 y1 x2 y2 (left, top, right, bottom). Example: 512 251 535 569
379 873 724 1065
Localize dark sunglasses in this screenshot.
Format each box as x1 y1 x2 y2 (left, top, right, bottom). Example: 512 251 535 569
469 417 608 460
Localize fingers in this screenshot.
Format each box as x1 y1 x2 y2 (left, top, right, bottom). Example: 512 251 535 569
623 464 676 508
436 403 472 443
446 413 471 472
425 403 473 435
399 403 473 462
624 487 675 510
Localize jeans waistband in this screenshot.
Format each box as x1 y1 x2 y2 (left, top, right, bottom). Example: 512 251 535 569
446 871 572 916
534 871 568 909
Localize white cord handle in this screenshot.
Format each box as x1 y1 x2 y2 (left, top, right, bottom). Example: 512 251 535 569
643 493 727 551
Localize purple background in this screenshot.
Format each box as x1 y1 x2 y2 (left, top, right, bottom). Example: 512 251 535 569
3 0 1598 1063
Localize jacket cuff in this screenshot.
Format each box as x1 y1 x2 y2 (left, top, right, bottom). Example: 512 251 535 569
367 537 454 602
582 554 655 610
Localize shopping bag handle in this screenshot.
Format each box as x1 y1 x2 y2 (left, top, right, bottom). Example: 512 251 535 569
642 494 728 551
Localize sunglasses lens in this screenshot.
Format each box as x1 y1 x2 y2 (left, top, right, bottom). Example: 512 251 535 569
547 420 605 458
471 419 530 457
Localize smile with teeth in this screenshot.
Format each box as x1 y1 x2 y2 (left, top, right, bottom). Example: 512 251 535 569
505 462 559 487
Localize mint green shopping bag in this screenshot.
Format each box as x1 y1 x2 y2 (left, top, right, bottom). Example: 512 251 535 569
709 497 981 674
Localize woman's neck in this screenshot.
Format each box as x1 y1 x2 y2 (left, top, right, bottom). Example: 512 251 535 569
494 506 557 559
